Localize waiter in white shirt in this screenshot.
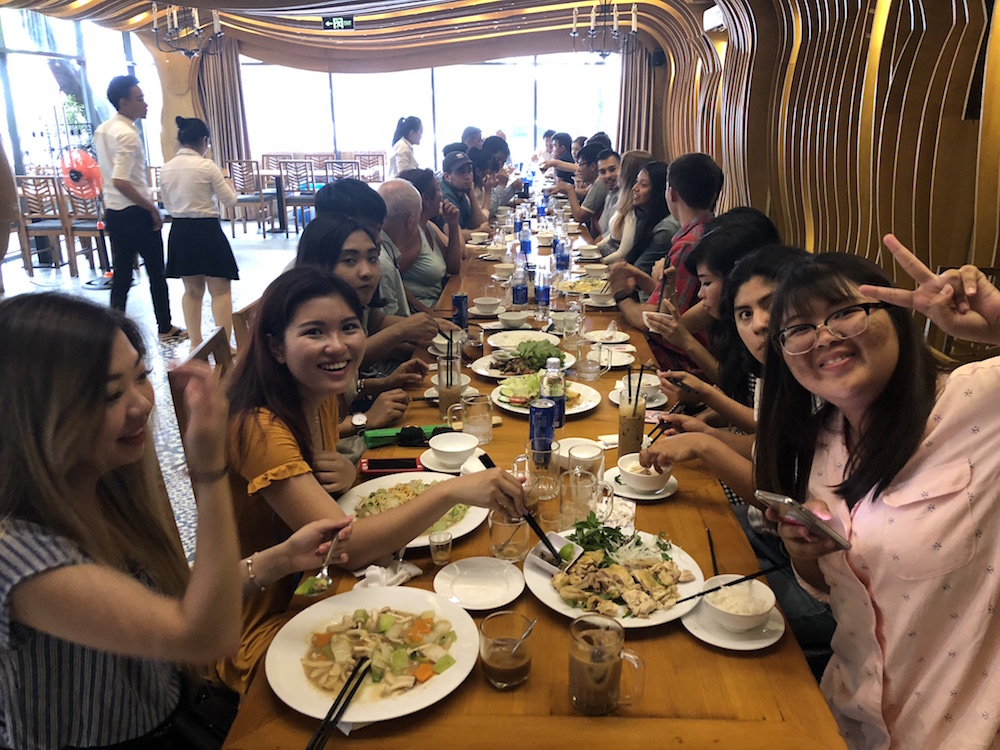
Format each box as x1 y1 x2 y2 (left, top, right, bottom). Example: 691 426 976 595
94 75 185 342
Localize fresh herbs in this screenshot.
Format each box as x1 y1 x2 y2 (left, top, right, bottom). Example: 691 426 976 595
567 512 629 554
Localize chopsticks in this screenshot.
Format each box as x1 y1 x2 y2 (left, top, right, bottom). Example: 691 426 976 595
305 657 372 750
705 526 719 576
522 511 563 562
478 453 497 469
674 562 789 605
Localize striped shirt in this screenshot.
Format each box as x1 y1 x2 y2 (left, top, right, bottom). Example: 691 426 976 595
0 520 180 749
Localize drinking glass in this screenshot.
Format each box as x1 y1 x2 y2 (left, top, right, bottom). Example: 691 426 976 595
512 438 561 505
618 391 647 457
569 614 644 715
488 510 531 562
568 443 605 480
575 341 611 381
559 470 614 528
539 510 563 534
480 611 532 689
429 531 452 566
448 393 493 445
437 355 464 420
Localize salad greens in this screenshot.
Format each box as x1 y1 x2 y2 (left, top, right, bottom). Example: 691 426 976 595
567 513 674 565
515 340 565 371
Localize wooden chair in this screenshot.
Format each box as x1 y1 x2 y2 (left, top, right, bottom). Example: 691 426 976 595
64 191 107 273
15 175 72 276
323 160 362 183
278 160 318 236
227 159 272 238
354 151 386 183
306 153 338 170
167 326 234 447
232 298 259 354
261 153 293 171
923 265 1000 363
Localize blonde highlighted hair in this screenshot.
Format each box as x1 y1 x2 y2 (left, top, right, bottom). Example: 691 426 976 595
0 293 188 597
611 150 653 238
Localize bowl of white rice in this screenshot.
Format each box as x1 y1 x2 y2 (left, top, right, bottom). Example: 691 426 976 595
701 574 776 632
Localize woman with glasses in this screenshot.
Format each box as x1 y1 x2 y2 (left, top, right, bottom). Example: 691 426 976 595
754 245 1000 749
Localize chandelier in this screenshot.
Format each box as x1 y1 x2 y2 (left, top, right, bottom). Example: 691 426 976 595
571 2 638 58
152 4 223 58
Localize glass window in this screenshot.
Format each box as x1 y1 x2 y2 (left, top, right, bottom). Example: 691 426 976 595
0 9 78 55
330 68 432 166
536 52 621 148
128 36 165 166
81 21 129 124
6 52 80 170
241 57 335 156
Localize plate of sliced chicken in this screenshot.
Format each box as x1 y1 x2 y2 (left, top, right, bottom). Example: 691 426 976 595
522 531 705 629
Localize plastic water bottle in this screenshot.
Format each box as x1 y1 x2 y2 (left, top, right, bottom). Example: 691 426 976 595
534 267 551 321
540 357 566 428
512 252 528 309
519 219 532 256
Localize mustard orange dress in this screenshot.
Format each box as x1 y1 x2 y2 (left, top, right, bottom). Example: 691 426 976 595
213 396 339 694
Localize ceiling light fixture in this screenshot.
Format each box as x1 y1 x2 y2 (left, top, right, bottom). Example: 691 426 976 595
571 2 638 58
151 4 223 58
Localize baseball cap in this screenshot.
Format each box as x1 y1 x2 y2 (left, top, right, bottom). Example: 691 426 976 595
443 151 472 172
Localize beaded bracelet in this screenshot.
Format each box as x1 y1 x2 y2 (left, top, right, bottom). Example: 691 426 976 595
244 552 266 592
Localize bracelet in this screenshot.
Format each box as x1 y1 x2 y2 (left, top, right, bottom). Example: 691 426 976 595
613 289 636 304
356 378 366 397
189 466 228 484
244 552 266 592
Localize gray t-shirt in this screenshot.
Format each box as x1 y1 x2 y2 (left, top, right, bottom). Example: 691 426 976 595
598 187 620 236
582 179 609 215
378 231 411 318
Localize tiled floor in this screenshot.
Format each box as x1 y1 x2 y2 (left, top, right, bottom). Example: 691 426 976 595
2 222 299 559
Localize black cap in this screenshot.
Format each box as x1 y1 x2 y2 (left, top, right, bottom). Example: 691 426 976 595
443 151 472 172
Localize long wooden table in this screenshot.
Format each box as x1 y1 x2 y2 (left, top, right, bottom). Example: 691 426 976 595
223 239 845 749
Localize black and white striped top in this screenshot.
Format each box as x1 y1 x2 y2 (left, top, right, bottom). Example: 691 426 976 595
0 520 180 749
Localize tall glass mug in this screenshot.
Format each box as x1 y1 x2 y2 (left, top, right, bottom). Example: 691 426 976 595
569 614 644 715
513 438 561 512
576 341 612 381
448 393 493 445
618 391 646 456
559 470 614 528
437 355 464 420
567 443 605 480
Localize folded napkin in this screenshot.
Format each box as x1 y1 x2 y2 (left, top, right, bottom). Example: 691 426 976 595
352 560 422 589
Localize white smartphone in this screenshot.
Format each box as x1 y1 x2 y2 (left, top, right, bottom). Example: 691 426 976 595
753 490 852 550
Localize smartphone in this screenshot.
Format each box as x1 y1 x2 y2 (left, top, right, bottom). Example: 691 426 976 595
753 490 852 550
359 458 423 475
667 377 697 393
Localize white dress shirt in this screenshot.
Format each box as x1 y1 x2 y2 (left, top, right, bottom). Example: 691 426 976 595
388 138 418 178
93 113 150 211
160 148 237 218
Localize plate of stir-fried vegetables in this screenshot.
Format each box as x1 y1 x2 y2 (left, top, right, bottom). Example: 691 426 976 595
266 587 478 722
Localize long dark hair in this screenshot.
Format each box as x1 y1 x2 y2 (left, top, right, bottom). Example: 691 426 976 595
228 269 364 468
296 214 378 269
392 116 421 145
626 161 670 266
754 253 941 508
716 244 807 403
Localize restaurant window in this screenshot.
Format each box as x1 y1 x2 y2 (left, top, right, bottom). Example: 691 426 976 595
535 52 621 150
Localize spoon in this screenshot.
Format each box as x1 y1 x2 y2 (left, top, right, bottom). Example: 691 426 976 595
294 532 344 597
510 618 537 656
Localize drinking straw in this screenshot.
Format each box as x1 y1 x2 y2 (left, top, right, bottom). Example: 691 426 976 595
627 366 633 407
446 331 454 388
633 364 646 416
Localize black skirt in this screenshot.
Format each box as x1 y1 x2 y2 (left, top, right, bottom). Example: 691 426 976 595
165 217 240 280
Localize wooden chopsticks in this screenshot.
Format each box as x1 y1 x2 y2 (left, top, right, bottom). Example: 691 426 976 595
305 658 372 750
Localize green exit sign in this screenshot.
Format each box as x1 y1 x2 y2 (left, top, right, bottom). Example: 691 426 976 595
322 16 355 30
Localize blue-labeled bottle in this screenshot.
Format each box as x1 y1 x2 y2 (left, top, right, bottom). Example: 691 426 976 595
519 220 532 256
534 267 551 321
512 256 529 308
540 357 566 428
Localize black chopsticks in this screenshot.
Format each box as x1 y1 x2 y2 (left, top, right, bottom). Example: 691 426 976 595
478 453 497 469
305 658 372 750
522 511 563 562
675 562 789 605
705 526 719 576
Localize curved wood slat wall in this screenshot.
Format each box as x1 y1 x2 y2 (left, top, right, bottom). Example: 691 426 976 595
6 0 999 276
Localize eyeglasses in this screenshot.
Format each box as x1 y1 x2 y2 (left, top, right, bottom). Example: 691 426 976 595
775 302 892 355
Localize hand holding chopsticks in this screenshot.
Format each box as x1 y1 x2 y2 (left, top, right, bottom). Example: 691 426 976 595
305 658 372 750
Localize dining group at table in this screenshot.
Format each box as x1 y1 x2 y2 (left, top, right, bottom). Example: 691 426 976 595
2 142 1000 750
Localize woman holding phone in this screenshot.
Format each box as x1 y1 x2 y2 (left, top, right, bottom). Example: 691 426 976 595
755 239 1000 749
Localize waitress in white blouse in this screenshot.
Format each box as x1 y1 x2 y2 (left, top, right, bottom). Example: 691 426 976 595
388 115 422 178
161 117 238 348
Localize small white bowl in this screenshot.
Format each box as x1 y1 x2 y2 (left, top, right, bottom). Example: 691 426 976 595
496 206 512 215
548 311 573 332
587 291 615 306
701 574 777 633
428 432 480 469
431 333 463 355
470 231 490 244
430 373 471 389
537 231 554 246
494 263 516 279
566 221 581 233
614 373 661 400
642 310 674 331
498 311 528 329
584 263 606 278
617 453 673 494
474 296 502 314
577 244 600 258
526 532 583 577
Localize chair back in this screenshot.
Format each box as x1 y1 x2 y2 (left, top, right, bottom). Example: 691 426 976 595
279 160 319 196
261 153 293 171
354 151 386 182
17 176 67 222
168 327 234 446
65 191 102 222
323 160 362 183
306 152 337 169
228 160 263 195
232 298 259 354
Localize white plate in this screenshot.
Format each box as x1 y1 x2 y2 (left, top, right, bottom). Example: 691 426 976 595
459 452 490 475
486 330 561 348
470 352 577 380
584 329 631 344
585 297 617 308
433 557 525 610
681 602 785 651
491 274 514 282
430 373 472 389
337 473 489 549
423 386 478 401
605 467 679 501
480 321 532 331
490 382 601 417
523 532 705 628
587 349 635 368
470 305 505 318
420 447 485 474
265 588 478 722
608 389 668 409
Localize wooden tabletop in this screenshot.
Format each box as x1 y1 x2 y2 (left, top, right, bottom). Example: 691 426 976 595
223 239 845 749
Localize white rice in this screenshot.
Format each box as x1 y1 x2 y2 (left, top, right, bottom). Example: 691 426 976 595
706 581 771 615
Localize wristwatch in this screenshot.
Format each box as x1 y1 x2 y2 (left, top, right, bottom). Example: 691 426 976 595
351 412 368 436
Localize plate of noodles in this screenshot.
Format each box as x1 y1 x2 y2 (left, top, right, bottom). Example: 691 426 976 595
337 473 488 549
